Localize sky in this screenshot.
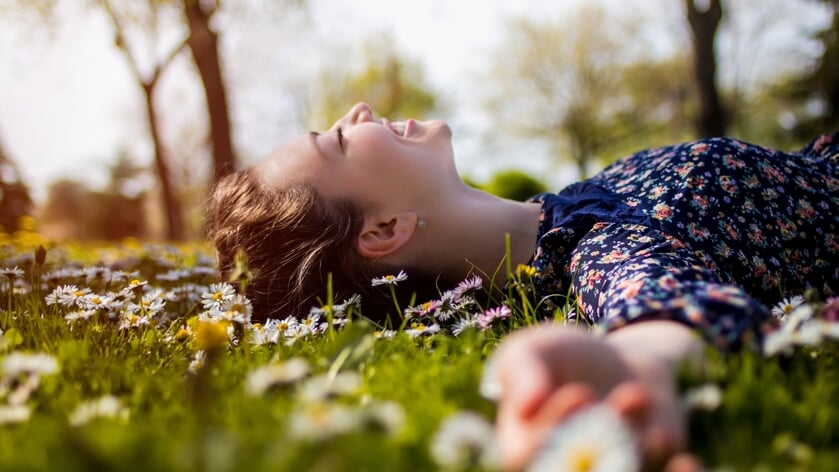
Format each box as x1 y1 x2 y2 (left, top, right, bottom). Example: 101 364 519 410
0 0 830 202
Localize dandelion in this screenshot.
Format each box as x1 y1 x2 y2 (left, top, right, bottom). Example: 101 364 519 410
528 404 640 472
244 358 310 397
201 282 236 309
771 295 805 322
405 322 441 338
194 320 231 352
68 395 129 426
371 270 408 287
429 410 496 470
516 264 537 279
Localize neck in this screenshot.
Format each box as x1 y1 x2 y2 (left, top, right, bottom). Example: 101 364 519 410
413 185 542 289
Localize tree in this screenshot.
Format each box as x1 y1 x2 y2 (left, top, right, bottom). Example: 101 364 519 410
0 138 33 233
183 0 236 183
685 0 727 137
306 39 438 130
485 4 659 179
99 0 187 240
770 0 839 139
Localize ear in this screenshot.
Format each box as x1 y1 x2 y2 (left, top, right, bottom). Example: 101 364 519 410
357 212 418 260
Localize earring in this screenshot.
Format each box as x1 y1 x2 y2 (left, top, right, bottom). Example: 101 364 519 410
416 219 427 229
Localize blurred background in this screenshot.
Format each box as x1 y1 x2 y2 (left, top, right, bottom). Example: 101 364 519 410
0 0 835 241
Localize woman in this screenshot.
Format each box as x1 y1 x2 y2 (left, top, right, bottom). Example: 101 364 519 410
206 102 838 470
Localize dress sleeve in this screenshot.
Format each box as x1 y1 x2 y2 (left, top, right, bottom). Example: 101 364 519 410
569 222 773 351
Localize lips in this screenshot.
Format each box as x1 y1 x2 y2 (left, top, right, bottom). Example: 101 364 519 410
385 119 416 138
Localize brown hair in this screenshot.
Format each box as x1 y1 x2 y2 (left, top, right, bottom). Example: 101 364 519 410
205 168 372 322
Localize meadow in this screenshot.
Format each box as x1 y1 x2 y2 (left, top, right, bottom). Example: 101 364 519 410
0 226 838 472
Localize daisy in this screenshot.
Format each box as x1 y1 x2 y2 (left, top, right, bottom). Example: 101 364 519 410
215 294 253 324
528 404 640 472
2 352 60 377
477 306 512 330
404 299 441 319
373 329 397 339
287 402 363 440
68 395 129 426
771 295 805 322
188 350 207 374
429 410 496 469
45 285 89 308
298 371 362 403
0 405 31 425
244 358 311 397
0 266 24 280
452 315 479 337
371 270 408 287
405 322 441 338
79 293 118 312
201 282 237 309
451 275 483 301
118 313 152 330
64 309 97 324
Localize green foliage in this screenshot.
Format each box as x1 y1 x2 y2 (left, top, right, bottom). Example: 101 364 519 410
0 238 838 471
480 169 547 202
307 37 438 130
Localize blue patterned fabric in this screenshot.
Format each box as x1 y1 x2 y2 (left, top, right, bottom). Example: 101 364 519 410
527 134 839 350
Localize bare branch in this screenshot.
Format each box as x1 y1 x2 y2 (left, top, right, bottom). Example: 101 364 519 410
99 0 146 85
150 36 189 86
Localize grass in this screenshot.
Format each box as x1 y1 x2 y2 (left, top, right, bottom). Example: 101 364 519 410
0 229 838 471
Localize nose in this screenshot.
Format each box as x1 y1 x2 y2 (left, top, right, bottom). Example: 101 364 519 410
348 102 374 124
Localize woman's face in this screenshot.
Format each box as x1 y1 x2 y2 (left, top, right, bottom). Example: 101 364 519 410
255 103 457 213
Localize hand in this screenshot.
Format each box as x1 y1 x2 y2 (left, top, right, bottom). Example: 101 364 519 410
490 323 702 471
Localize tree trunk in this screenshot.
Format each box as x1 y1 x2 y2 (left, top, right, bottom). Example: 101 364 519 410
686 0 727 137
184 0 237 183
143 83 185 240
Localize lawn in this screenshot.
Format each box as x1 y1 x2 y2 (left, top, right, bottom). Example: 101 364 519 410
0 228 838 471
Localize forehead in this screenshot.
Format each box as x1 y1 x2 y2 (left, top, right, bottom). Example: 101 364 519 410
253 133 324 188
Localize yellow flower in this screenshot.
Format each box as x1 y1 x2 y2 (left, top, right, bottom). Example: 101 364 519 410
194 321 230 351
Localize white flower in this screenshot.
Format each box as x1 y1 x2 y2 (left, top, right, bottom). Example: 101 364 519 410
371 270 408 287
359 399 405 434
64 310 97 323
201 282 236 309
188 350 207 374
373 329 397 340
2 352 60 377
771 295 805 322
478 355 502 401
452 315 480 337
287 402 363 440
79 293 118 312
477 306 512 330
45 285 88 307
118 313 152 330
528 404 640 472
215 294 253 324
244 358 311 397
429 410 497 469
68 395 129 426
0 405 31 424
298 372 362 403
451 275 483 301
405 323 441 338
0 266 25 279
683 383 723 411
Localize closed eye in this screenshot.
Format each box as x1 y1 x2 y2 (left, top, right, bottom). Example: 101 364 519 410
337 126 344 152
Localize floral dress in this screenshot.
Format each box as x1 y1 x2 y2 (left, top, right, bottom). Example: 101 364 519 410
527 133 839 350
